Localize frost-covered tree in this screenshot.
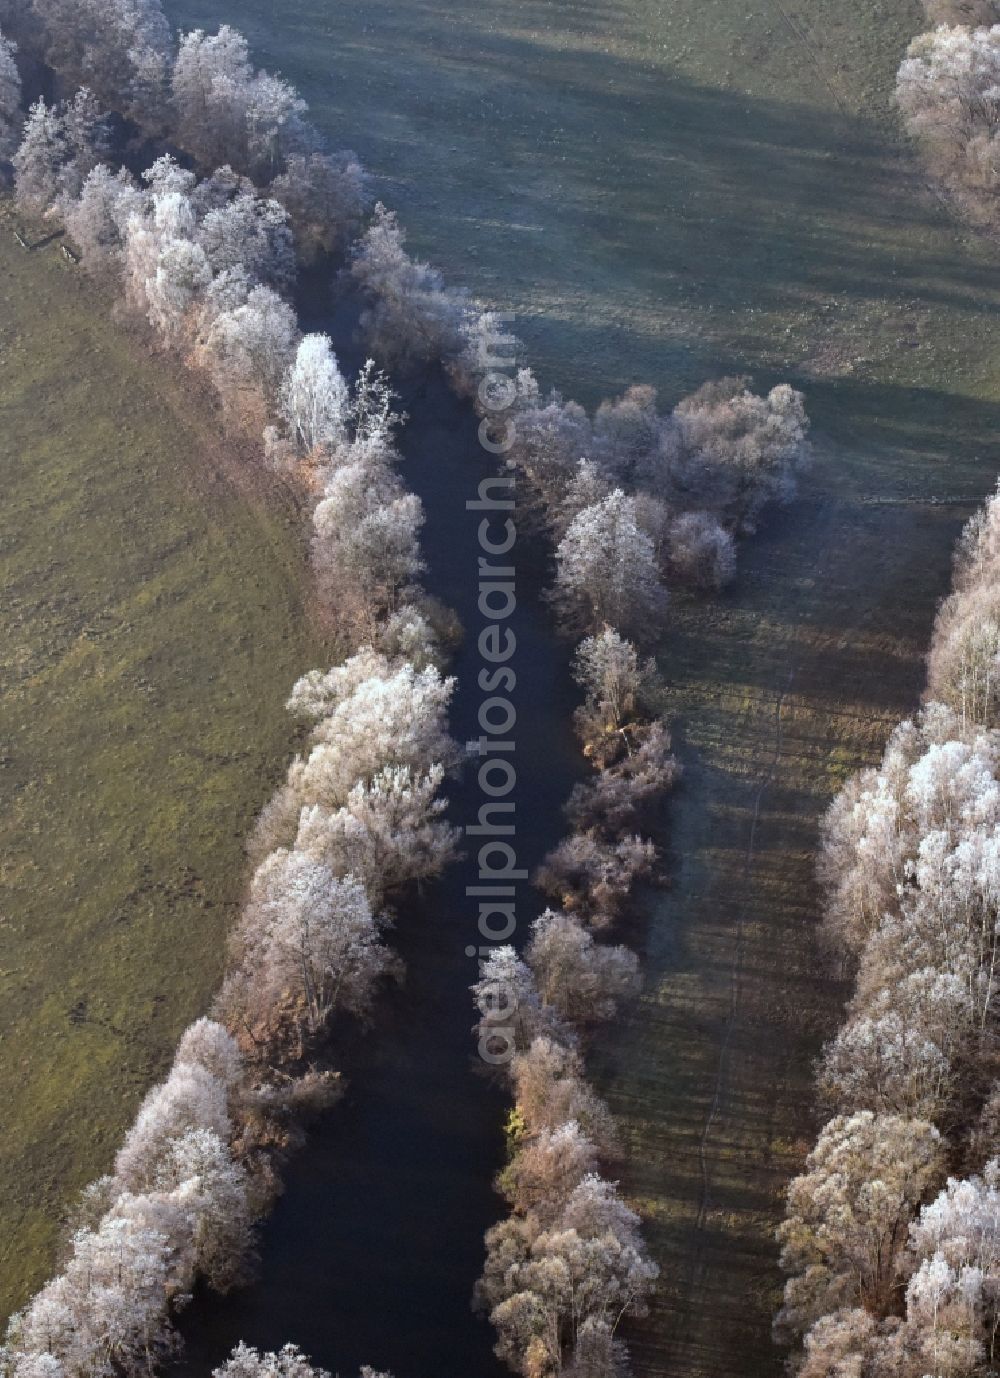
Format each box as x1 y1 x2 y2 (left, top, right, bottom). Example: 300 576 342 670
13 97 65 211
668 511 736 590
175 1017 243 1087
777 1112 945 1338
145 235 213 344
4 1200 182 1377
154 1126 254 1292
270 151 368 263
203 282 299 413
0 27 21 158
929 596 1000 731
929 488 1000 728
447 306 520 400
818 969 977 1120
784 474 1000 1374
565 720 679 835
286 657 456 806
592 384 661 485
347 358 405 460
56 86 112 201
214 1345 392 1378
120 156 225 342
471 945 556 1057
3 1009 252 1378
171 25 251 160
172 26 308 179
280 333 349 455
794 1309 883 1378
572 629 647 739
506 374 592 513
214 1344 331 1378
900 1161 1000 1373
375 601 445 673
497 1119 599 1220
198 189 295 292
554 459 612 541
525 909 639 1027
311 461 425 631
536 832 657 927
114 1057 232 1191
32 0 173 123
235 850 390 1047
294 765 459 906
553 491 668 639
350 202 467 366
819 706 1000 973
670 377 810 532
63 164 143 268
477 1172 658 1378
255 654 459 900
897 24 1000 216
511 1037 618 1154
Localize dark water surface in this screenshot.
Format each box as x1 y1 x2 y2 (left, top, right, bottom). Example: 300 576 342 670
174 304 585 1374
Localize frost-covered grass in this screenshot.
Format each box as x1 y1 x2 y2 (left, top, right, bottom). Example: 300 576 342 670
0 216 326 1322
158 0 1000 412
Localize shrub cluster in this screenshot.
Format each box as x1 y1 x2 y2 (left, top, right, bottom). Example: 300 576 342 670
446 357 808 643
777 489 1000 1377
471 918 658 1378
344 218 810 638
537 629 678 927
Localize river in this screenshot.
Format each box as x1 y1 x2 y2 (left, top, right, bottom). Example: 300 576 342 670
173 311 588 1375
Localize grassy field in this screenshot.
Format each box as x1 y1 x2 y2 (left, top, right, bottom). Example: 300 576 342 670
150 0 1000 1372
159 0 1000 409
0 219 327 1321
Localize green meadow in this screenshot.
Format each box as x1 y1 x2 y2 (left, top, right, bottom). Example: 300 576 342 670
0 219 326 1319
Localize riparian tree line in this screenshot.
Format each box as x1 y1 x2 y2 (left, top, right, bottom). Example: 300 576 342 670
0 1 817 1375
469 624 685 1378
776 483 1000 1376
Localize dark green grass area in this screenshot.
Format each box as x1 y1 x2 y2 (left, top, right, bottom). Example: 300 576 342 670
0 223 326 1320
161 0 999 409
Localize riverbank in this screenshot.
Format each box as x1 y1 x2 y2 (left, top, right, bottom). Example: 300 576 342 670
168 321 596 1373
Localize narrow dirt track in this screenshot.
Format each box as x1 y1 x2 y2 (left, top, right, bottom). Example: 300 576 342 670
694 666 795 1240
